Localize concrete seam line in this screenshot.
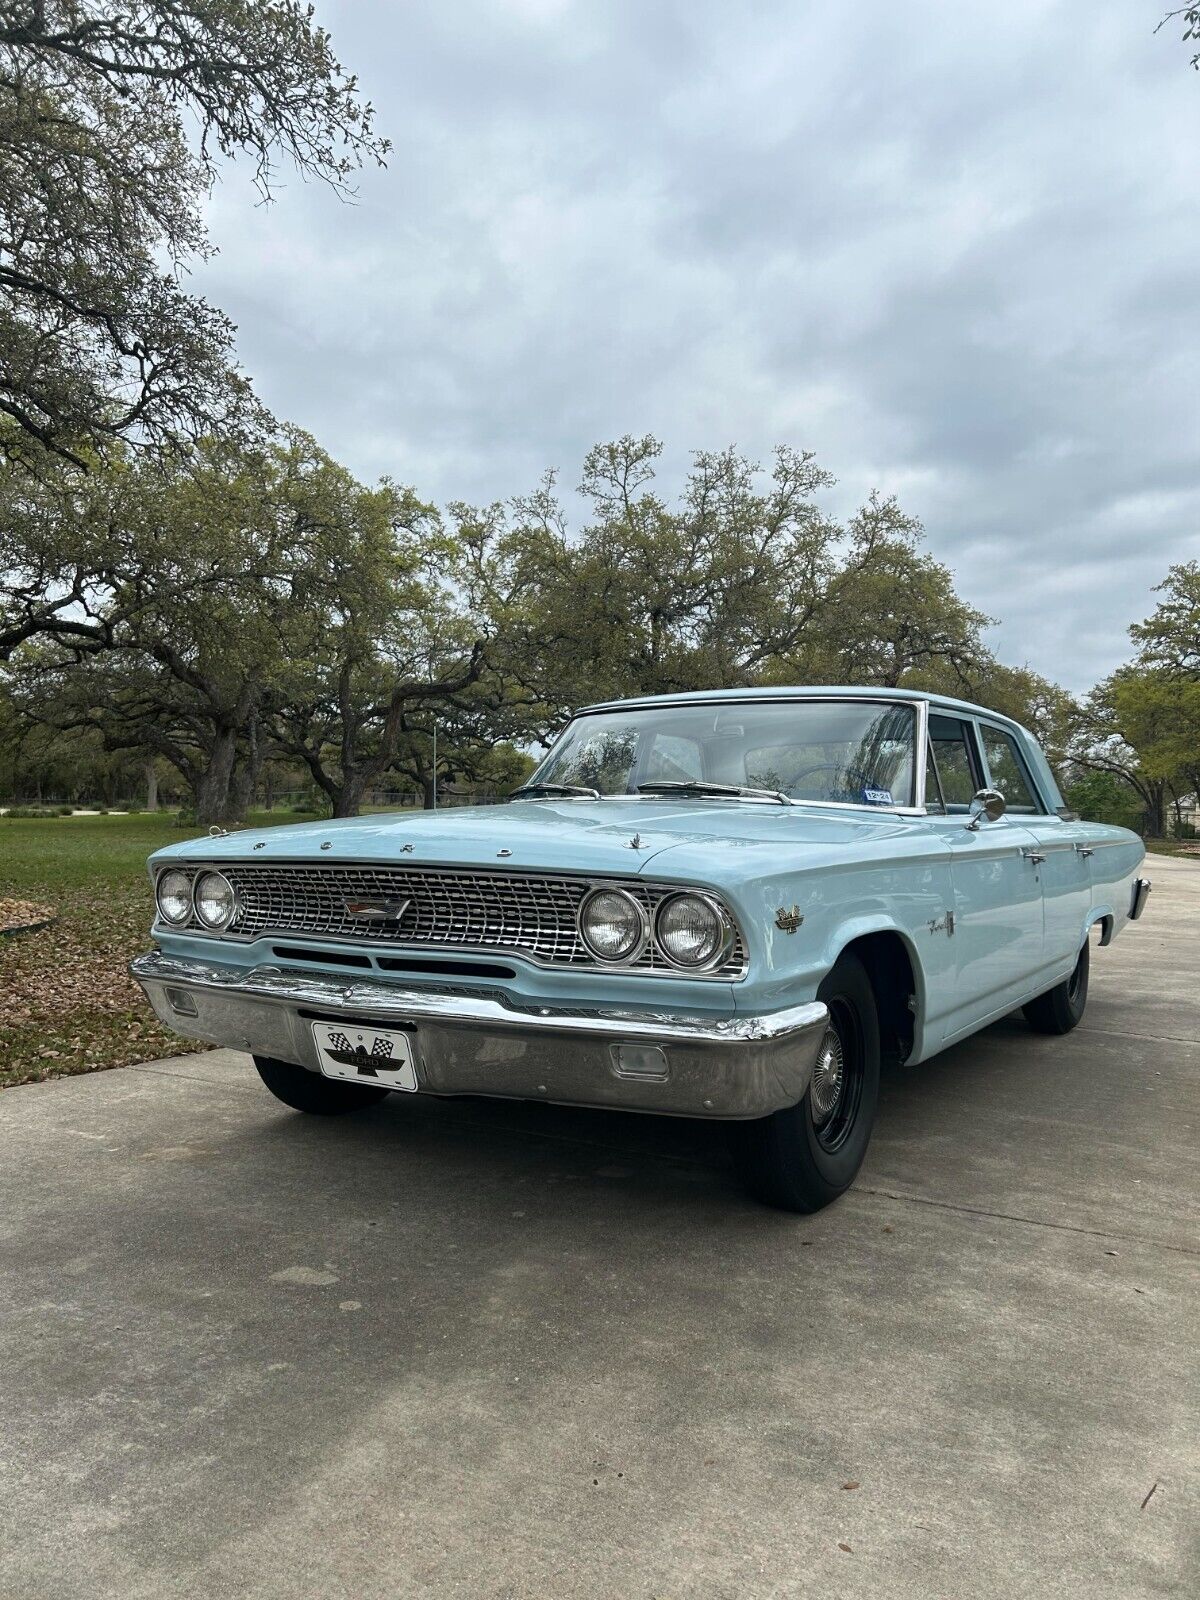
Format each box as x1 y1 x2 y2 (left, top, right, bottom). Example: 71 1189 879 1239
124 1064 262 1091
854 1185 1200 1258
1074 1026 1200 1046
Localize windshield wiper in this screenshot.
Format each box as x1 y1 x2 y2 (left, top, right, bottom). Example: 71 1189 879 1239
636 779 794 806
508 782 601 801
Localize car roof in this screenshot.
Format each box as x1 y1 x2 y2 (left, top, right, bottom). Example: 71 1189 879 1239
578 684 1031 736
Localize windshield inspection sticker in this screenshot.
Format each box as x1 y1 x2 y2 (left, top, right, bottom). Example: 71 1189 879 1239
862 788 894 806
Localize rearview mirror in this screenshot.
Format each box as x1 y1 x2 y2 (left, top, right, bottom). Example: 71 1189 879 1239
966 788 1006 831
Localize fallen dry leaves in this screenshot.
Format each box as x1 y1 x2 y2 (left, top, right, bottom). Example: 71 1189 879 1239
0 899 54 932
0 884 205 1088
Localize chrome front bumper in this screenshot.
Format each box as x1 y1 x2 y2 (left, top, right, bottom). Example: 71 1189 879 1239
131 952 829 1120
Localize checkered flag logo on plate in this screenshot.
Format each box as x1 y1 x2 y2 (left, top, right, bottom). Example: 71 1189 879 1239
325 1031 394 1067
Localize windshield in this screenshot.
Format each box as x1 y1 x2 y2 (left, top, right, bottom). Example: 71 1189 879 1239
529 699 917 807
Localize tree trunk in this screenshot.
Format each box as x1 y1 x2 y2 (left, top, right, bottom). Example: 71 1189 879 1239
195 727 238 825
333 774 366 818
422 774 435 810
144 761 159 813
1147 781 1167 839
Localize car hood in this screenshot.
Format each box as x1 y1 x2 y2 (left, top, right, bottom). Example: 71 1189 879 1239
153 799 928 882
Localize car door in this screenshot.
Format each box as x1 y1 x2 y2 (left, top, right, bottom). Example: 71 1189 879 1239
922 711 1044 1043
977 720 1091 981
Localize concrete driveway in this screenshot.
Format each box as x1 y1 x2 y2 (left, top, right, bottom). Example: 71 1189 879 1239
1 858 1197 1599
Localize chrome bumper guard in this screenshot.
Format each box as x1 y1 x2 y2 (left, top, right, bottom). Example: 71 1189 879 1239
131 953 829 1120
1130 877 1152 921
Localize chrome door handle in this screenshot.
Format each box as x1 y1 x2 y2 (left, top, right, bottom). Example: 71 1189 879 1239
1075 845 1094 858
1022 849 1046 865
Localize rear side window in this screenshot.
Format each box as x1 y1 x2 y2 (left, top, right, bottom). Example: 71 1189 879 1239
979 724 1042 813
926 714 981 812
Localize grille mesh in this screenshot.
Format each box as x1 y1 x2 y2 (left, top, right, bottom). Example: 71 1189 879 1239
177 863 746 979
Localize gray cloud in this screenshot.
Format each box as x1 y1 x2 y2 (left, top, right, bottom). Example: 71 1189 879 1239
196 0 1200 692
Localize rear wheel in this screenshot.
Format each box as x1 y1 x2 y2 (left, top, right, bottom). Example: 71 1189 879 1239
253 1055 392 1115
729 952 881 1213
1022 939 1089 1035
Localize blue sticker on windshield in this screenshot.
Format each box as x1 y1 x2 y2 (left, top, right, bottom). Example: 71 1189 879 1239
862 788 894 806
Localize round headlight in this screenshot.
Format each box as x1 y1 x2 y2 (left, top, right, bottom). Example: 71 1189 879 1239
156 868 193 925
655 893 730 970
193 870 236 931
579 887 647 963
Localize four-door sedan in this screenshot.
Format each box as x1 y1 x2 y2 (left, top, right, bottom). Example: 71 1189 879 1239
132 687 1150 1212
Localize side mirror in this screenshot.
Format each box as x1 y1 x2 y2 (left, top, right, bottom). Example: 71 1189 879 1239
966 788 1006 831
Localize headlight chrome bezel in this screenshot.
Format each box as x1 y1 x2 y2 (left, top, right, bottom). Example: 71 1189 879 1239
653 890 736 974
191 869 238 932
155 868 194 926
577 885 651 965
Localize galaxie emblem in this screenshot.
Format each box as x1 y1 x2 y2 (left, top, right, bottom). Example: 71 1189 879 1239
775 905 804 933
343 896 411 922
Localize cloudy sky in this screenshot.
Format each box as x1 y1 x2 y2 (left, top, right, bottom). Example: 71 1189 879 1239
197 0 1200 693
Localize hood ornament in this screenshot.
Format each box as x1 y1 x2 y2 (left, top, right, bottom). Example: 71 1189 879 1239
627 832 647 850
775 905 804 933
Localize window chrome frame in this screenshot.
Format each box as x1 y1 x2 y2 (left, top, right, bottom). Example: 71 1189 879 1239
526 695 931 817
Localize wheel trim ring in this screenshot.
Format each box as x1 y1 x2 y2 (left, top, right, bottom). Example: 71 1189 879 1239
809 1026 845 1122
809 999 865 1153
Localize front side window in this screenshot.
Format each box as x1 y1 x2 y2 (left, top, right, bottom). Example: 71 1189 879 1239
926 713 982 812
531 700 917 807
979 724 1042 813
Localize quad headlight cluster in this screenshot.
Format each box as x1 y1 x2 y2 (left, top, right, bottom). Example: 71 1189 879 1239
155 868 237 932
577 886 734 972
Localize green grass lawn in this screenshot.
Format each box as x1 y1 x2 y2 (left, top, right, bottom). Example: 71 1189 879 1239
0 811 319 1089
1145 838 1200 858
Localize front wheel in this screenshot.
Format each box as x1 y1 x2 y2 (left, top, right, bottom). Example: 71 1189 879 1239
1022 938 1089 1035
729 952 881 1213
253 1055 392 1115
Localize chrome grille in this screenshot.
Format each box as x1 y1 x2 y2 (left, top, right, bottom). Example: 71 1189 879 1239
172 862 747 979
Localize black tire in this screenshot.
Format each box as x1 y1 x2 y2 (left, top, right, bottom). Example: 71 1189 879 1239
1022 938 1089 1035
729 952 881 1213
253 1055 392 1115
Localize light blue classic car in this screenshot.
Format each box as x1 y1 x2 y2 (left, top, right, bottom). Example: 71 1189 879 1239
132 687 1150 1212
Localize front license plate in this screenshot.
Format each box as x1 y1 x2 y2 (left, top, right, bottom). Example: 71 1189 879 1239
311 1023 418 1092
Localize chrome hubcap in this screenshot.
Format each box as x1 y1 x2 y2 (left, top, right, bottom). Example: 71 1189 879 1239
810 1024 845 1124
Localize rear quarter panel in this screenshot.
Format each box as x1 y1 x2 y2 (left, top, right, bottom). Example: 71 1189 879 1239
1083 823 1148 942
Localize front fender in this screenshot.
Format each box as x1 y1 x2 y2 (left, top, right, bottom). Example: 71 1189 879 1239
720 848 952 1064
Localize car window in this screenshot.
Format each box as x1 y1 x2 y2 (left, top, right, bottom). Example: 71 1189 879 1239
642 733 702 783
980 724 1041 813
926 714 981 812
562 726 640 792
532 699 917 806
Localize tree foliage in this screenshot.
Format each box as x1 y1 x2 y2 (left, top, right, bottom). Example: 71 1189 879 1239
1068 565 1200 834
0 1 387 466
1159 7 1200 71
